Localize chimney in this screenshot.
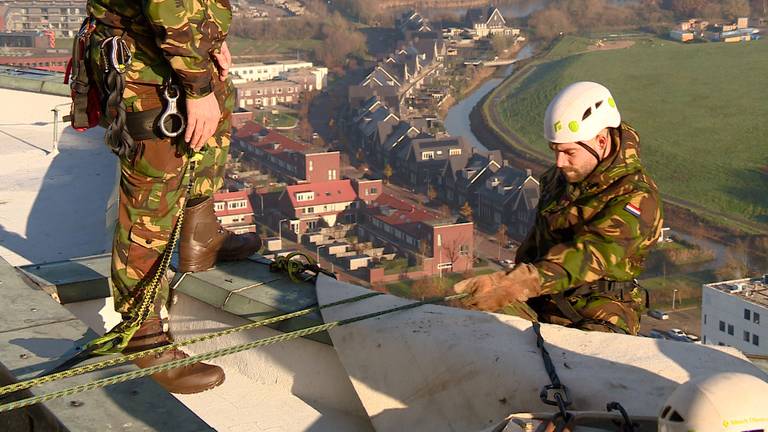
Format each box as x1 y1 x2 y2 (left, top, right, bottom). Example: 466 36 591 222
526 168 532 177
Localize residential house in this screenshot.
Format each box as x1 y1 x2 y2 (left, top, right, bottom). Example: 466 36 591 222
395 136 472 190
214 189 257 234
442 150 503 208
465 7 519 38
233 122 340 184
280 67 328 91
351 178 383 205
234 79 303 109
348 86 401 114
278 179 358 235
358 193 474 275
476 167 539 238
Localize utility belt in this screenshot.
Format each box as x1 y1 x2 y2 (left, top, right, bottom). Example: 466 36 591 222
66 17 185 155
550 279 649 334
117 86 186 142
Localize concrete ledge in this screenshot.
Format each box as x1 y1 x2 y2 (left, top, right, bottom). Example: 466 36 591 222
0 257 212 431
173 257 331 344
18 254 112 305
19 255 331 344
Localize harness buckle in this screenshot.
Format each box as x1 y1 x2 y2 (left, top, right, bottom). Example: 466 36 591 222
540 383 572 408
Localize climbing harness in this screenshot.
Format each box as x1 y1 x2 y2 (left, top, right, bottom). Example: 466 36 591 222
100 35 135 159
0 292 468 413
158 84 186 138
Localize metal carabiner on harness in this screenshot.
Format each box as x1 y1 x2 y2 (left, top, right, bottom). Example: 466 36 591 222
159 84 186 138
100 36 131 74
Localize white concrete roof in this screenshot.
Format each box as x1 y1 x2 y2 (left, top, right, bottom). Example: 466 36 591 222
0 88 117 266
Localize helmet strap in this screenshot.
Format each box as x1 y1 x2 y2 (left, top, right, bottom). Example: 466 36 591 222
575 140 602 164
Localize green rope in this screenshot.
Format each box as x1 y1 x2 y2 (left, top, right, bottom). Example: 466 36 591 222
87 154 201 356
0 291 383 397
0 293 467 413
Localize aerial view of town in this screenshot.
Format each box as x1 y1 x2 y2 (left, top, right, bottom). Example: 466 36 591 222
0 0 767 430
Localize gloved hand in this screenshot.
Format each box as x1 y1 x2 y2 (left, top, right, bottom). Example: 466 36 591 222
452 263 542 311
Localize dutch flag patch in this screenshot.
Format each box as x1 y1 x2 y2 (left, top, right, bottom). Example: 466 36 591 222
624 203 642 218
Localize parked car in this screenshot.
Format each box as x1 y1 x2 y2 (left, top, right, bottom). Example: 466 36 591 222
499 259 515 269
648 309 669 320
667 328 692 342
648 329 668 339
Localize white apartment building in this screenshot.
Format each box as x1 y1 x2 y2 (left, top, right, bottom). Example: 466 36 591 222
701 275 768 356
230 60 311 82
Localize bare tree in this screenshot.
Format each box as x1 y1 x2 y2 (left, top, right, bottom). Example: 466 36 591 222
459 202 473 221
496 224 508 261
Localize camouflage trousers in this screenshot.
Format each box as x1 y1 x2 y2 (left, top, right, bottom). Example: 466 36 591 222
110 75 234 318
502 288 645 335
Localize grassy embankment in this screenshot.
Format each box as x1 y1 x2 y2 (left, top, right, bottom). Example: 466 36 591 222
486 36 768 233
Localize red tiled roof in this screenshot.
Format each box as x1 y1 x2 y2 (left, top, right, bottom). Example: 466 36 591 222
285 179 357 208
214 189 254 217
235 121 310 166
365 193 442 237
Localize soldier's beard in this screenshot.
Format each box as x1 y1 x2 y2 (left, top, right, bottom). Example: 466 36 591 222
560 167 590 183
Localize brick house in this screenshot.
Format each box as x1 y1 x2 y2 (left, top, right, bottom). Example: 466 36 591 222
278 179 358 236
233 122 340 185
213 189 257 234
351 178 383 205
358 193 474 275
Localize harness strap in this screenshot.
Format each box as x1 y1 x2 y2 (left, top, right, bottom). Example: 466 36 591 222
552 279 637 334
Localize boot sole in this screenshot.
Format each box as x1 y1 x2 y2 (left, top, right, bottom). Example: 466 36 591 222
165 374 226 395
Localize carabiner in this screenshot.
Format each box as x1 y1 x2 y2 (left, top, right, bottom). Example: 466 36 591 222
159 84 186 138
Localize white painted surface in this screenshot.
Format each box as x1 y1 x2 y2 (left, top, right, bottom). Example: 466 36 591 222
0 88 118 267
168 292 374 432
315 275 767 432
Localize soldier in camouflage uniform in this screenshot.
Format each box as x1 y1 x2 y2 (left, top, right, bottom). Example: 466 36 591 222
454 82 662 335
85 0 259 393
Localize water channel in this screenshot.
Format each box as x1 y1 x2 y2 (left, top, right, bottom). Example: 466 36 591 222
444 43 534 151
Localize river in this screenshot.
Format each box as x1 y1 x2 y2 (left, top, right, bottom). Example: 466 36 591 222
444 43 534 151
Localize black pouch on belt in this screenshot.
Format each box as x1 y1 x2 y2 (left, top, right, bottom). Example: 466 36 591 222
65 17 100 131
123 108 165 141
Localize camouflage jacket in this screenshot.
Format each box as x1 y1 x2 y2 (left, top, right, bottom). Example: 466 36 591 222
515 123 663 295
87 0 232 98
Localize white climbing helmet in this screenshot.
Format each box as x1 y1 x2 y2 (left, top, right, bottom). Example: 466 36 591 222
543 81 621 144
658 372 768 432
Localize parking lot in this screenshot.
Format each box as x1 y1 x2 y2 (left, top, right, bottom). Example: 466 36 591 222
639 305 702 341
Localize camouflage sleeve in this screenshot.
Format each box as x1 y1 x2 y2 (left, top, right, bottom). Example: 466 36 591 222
143 0 232 98
534 190 662 294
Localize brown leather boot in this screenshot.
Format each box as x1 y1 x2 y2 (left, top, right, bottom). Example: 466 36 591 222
178 196 262 273
125 318 225 394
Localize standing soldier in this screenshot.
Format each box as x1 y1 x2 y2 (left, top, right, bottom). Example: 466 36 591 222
453 82 663 335
80 0 261 393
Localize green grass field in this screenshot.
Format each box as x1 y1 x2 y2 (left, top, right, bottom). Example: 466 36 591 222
492 36 768 227
227 35 320 57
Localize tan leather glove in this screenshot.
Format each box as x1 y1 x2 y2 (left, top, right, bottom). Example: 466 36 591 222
452 263 542 311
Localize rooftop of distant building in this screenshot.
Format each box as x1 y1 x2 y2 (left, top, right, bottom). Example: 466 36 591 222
705 275 768 308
